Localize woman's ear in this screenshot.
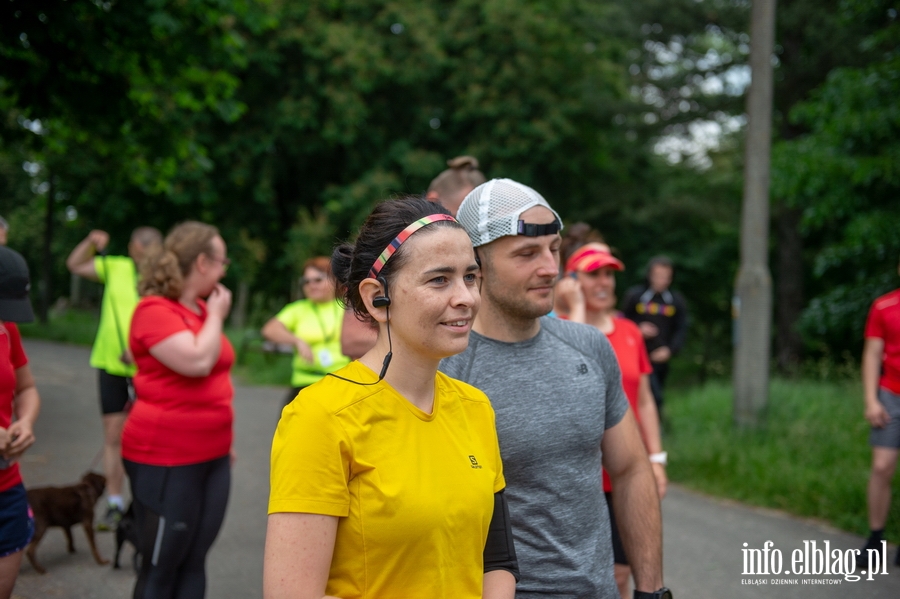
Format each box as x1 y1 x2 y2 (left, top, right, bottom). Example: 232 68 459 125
359 278 389 324
195 252 212 276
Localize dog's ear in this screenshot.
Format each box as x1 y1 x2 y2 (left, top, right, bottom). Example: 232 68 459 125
82 472 106 497
76 482 97 513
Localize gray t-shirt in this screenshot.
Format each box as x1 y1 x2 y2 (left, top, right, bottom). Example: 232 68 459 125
440 316 628 598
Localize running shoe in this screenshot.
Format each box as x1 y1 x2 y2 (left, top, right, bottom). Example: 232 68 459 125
856 538 883 568
96 503 124 532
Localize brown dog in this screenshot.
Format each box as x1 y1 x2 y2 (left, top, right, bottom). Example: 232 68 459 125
25 472 110 574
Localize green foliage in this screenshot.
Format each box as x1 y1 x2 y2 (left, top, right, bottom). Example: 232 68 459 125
3 0 895 368
226 328 294 387
771 1 900 351
1 0 264 313
208 0 645 300
667 377 900 542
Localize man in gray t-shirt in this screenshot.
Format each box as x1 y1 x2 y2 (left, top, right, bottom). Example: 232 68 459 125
441 179 666 599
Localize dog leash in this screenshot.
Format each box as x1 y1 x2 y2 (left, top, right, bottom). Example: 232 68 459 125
86 444 105 474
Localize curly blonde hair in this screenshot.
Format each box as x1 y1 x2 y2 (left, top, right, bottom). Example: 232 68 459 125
139 222 220 298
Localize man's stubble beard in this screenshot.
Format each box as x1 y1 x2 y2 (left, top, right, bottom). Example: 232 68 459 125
480 263 554 323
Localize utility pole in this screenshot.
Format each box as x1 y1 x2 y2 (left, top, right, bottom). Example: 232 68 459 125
733 0 776 427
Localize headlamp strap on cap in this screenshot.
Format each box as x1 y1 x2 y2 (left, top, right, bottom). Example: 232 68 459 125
517 219 561 237
368 213 457 279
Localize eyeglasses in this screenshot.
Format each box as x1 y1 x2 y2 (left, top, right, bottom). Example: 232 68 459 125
207 255 231 272
301 276 326 285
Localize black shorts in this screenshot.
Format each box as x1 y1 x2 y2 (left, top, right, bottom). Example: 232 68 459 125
605 491 628 565
98 369 131 415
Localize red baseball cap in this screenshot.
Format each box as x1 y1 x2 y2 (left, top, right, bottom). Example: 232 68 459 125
565 243 625 274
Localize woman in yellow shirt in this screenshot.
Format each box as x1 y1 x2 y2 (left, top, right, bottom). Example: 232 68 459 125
261 257 351 404
264 197 518 599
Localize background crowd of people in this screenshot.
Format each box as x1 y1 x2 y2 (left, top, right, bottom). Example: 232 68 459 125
2 152 897 598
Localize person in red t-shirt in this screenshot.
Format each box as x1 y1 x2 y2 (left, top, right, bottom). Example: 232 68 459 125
123 221 234 599
858 257 900 568
556 240 666 599
0 246 40 599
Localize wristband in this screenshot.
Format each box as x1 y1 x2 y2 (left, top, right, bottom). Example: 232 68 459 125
649 451 667 466
634 588 672 599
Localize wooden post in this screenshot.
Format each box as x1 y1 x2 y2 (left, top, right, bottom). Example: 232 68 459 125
733 0 776 427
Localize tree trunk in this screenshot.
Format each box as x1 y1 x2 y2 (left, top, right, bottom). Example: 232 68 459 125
39 179 54 324
232 280 250 330
70 272 81 307
775 204 804 373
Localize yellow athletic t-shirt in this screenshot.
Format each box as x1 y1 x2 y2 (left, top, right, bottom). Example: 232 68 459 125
90 255 138 377
274 299 350 387
269 361 506 599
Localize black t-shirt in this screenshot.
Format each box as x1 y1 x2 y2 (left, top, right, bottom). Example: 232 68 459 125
622 285 688 354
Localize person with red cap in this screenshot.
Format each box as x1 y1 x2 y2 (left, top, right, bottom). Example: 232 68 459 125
557 240 667 599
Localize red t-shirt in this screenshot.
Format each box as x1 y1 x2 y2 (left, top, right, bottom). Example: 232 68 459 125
122 296 235 466
0 322 28 492
864 289 900 394
603 317 653 492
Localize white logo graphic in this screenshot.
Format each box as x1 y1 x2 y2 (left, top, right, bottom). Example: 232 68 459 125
741 540 890 584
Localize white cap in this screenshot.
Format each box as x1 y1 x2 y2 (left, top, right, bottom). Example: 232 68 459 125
456 179 563 248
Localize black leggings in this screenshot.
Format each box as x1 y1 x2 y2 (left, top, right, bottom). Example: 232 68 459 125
124 456 230 599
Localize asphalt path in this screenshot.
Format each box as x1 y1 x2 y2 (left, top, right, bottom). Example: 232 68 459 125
11 339 900 598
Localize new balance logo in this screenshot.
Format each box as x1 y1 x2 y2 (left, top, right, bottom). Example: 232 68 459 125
578 364 588 374
469 455 483 469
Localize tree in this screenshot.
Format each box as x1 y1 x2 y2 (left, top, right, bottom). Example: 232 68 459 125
200 0 647 301
627 0 890 372
3 0 658 317
771 1 900 355
1 0 257 318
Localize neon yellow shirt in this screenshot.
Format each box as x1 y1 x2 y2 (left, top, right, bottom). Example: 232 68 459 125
274 299 350 387
89 256 138 377
269 362 505 599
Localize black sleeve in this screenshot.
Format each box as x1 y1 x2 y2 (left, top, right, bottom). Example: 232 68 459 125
483 490 519 581
669 292 689 354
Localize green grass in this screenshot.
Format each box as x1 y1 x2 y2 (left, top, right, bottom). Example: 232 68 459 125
18 308 100 346
665 378 900 543
226 329 293 387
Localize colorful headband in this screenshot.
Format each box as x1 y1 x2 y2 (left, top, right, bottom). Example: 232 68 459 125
368 214 458 279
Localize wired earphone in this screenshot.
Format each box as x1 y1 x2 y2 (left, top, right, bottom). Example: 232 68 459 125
326 213 456 386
